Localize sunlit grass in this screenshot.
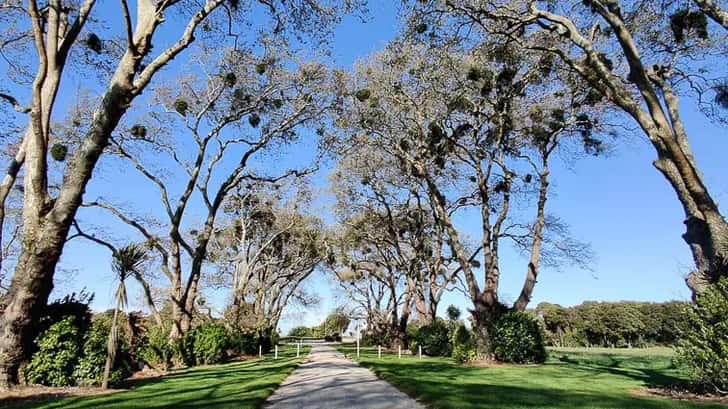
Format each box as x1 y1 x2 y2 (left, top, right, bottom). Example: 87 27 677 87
7 346 308 409
337 344 725 409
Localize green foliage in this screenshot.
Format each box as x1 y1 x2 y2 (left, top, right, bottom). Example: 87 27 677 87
50 144 68 162
322 311 350 336
224 72 237 87
341 344 706 409
191 323 231 365
446 305 461 321
288 326 313 338
39 291 94 339
255 63 267 75
466 66 484 82
130 124 147 138
174 98 189 115
490 311 547 364
536 300 689 348
248 113 261 128
451 324 476 364
74 316 133 387
452 344 477 364
355 88 371 102
670 9 709 43
85 33 102 53
26 316 82 386
139 325 173 370
677 277 728 393
715 83 728 109
19 351 307 409
412 320 451 357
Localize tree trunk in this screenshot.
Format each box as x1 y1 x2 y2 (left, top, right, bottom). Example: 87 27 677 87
102 301 121 389
0 228 63 388
472 307 494 361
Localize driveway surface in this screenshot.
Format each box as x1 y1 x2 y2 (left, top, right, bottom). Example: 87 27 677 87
263 344 425 409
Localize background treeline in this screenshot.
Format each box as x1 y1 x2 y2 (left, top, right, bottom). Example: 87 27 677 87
286 310 351 342
535 300 690 348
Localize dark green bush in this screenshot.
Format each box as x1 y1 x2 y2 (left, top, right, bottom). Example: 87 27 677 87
451 324 476 363
174 330 197 366
74 316 132 387
26 316 82 386
677 277 728 393
192 323 231 365
288 326 313 338
139 325 173 370
490 311 547 364
412 320 451 357
231 329 259 355
39 291 93 339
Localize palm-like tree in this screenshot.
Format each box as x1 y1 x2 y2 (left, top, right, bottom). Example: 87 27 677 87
102 244 146 389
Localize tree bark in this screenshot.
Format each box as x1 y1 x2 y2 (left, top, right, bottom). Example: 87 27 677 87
102 300 121 389
694 0 728 31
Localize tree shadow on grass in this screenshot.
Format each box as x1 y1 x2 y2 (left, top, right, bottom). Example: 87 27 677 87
360 360 722 409
6 358 301 409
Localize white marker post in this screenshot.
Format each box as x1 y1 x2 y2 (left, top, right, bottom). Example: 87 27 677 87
378 345 381 359
419 345 422 360
356 336 360 358
297 342 300 357
398 345 401 359
259 345 262 359
275 345 279 359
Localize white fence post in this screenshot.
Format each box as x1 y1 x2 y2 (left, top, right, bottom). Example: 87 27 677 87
297 342 300 357
398 345 401 359
356 336 360 357
378 345 381 359
259 345 262 358
419 345 422 359
275 345 279 359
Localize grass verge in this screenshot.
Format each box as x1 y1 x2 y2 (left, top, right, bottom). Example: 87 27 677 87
5 346 308 409
337 344 726 409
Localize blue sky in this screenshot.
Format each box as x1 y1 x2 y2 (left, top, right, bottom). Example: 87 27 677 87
36 0 728 334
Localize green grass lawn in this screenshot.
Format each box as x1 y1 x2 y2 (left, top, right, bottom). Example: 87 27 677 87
337 344 725 409
7 346 308 409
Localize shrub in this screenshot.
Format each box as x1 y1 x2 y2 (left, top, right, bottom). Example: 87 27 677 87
230 329 259 355
677 277 728 393
288 326 312 338
324 333 342 342
139 325 173 370
451 324 476 364
74 316 133 387
412 320 451 357
39 291 93 339
174 330 197 367
452 344 477 364
192 323 231 365
490 311 547 364
26 316 82 386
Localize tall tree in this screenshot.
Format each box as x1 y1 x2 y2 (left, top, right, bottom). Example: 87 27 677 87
331 140 458 326
410 0 728 297
83 46 340 340
209 185 325 336
102 244 145 389
0 0 361 387
338 40 594 358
